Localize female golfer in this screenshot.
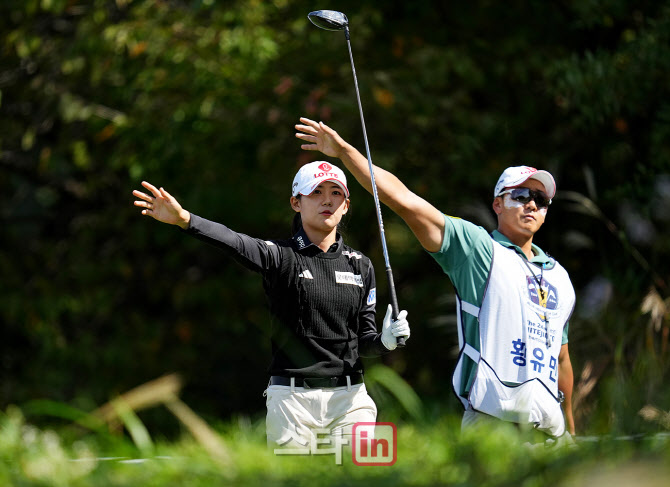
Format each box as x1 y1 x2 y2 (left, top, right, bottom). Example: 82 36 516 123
132 161 410 448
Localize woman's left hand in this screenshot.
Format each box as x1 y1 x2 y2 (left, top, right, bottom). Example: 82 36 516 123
381 304 410 350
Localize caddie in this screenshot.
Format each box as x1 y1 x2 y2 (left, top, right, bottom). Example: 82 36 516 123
296 117 576 440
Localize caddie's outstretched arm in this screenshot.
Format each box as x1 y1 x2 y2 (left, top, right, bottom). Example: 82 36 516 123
296 117 445 253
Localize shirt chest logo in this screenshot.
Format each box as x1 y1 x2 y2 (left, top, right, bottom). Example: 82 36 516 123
526 276 558 310
299 270 314 279
335 271 364 287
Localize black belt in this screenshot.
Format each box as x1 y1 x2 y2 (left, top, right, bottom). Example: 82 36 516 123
270 373 364 389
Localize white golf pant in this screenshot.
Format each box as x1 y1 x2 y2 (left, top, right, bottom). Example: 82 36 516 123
265 382 377 448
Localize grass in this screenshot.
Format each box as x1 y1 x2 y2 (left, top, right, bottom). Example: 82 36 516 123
2 405 669 487
4 364 670 486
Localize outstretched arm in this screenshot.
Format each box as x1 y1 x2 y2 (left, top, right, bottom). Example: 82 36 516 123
296 117 445 253
132 181 190 229
558 343 575 435
133 182 281 273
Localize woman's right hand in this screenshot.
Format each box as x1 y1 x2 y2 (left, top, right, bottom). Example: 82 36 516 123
132 181 190 229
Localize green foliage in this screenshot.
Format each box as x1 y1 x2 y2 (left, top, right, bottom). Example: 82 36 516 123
1 0 670 440
365 364 424 421
1 406 670 486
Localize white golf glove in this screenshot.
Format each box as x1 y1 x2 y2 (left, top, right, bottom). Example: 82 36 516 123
381 304 410 351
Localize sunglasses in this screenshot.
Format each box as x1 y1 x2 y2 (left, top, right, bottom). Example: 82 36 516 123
498 188 552 209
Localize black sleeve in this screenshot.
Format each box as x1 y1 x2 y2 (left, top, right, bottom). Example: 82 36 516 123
357 259 388 357
183 213 281 273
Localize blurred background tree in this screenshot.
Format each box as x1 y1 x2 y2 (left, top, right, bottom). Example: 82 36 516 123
1 0 669 436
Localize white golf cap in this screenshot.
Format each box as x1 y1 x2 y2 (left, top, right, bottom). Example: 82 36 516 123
494 166 556 199
292 161 349 198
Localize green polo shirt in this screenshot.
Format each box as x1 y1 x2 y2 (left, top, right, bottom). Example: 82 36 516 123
429 214 569 395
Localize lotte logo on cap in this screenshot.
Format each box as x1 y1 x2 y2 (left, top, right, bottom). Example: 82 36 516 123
318 162 332 172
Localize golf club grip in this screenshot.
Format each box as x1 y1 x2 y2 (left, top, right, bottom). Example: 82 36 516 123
386 267 406 347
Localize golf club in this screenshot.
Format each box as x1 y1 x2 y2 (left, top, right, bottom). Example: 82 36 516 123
308 10 406 347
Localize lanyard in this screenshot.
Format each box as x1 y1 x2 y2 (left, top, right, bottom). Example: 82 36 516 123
519 254 552 348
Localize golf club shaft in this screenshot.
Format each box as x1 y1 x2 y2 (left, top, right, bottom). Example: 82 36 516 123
344 28 405 346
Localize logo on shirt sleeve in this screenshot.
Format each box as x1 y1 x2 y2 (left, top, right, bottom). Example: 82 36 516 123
367 288 376 306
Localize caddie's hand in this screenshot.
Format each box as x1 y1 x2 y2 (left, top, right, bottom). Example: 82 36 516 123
381 304 410 351
132 181 190 229
295 117 346 158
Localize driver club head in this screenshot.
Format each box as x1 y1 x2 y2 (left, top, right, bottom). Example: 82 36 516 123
307 10 349 31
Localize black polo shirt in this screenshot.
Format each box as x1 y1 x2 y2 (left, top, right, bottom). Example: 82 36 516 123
185 214 387 378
